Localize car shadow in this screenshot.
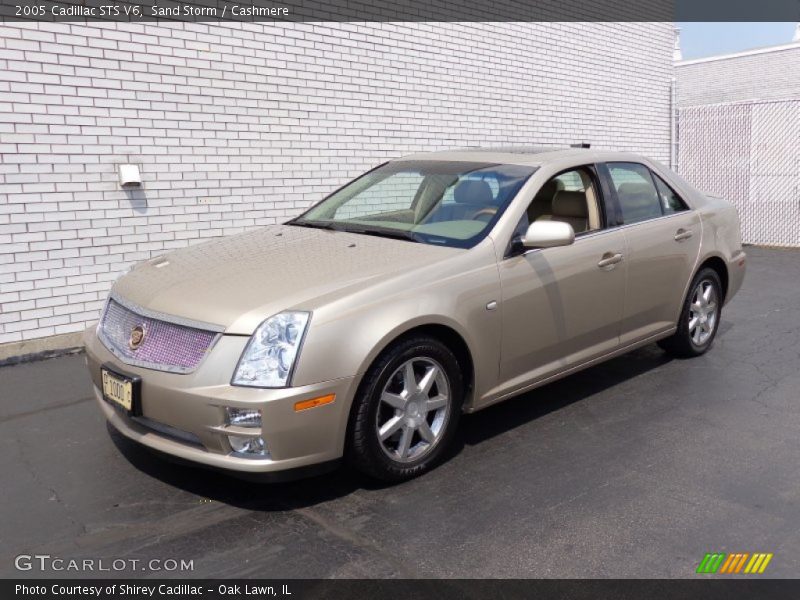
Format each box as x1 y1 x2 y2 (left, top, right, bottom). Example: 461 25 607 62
109 343 679 511
108 425 371 511
453 344 673 451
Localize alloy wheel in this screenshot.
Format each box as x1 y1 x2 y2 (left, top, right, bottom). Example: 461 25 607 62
375 357 451 463
689 279 718 346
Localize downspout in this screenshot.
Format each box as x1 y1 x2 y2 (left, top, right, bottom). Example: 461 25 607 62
671 76 679 172
671 27 682 172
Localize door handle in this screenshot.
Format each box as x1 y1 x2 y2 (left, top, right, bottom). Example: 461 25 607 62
598 252 623 269
674 228 693 242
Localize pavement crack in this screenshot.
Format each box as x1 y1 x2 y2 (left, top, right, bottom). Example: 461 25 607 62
0 395 94 424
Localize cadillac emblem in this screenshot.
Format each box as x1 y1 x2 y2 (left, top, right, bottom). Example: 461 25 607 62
129 325 145 350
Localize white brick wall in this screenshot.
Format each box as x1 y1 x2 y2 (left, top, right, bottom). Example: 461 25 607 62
676 44 800 107
0 21 674 343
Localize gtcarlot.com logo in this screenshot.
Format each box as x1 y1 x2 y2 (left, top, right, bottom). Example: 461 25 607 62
14 554 194 572
697 552 773 574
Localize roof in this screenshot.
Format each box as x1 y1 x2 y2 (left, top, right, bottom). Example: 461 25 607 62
394 147 647 167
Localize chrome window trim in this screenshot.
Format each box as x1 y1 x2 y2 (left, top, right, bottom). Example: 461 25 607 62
97 291 224 374
614 209 694 231
512 210 697 259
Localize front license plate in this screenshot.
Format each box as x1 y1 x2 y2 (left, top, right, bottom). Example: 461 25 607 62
101 367 138 414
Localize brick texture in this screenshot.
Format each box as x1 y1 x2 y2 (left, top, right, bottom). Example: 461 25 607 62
0 21 673 343
675 45 800 248
676 44 800 106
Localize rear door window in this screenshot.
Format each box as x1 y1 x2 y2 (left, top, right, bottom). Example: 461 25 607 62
606 162 663 225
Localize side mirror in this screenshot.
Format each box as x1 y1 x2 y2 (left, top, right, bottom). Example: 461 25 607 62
522 221 575 249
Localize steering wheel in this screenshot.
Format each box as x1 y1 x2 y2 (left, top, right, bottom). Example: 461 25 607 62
471 207 497 222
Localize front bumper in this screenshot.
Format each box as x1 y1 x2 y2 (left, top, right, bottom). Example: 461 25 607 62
83 326 357 475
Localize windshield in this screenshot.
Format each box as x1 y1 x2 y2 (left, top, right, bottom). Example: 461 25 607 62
288 160 537 249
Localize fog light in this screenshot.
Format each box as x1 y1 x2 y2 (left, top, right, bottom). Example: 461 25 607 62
225 407 261 428
228 435 268 456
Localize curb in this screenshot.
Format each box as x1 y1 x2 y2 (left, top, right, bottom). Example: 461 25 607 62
0 332 85 367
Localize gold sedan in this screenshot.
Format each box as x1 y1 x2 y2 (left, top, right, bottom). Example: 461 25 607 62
83 148 746 481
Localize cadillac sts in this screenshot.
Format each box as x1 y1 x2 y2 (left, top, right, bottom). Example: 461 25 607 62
83 148 746 481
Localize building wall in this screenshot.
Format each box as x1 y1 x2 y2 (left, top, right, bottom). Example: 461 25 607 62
677 99 800 247
675 44 800 248
676 44 800 106
0 21 674 344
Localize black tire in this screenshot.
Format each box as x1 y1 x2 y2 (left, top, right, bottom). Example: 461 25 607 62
658 267 723 358
347 335 464 482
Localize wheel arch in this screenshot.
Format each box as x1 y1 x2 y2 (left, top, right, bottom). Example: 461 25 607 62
343 320 476 455
392 323 475 399
355 320 476 405
696 254 729 303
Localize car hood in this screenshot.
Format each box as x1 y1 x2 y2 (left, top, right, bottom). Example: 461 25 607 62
112 224 461 334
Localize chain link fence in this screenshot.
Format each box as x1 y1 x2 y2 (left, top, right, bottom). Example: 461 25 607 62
677 99 800 247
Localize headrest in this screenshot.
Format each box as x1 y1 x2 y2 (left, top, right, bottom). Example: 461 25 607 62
536 178 564 200
454 179 493 206
552 191 588 218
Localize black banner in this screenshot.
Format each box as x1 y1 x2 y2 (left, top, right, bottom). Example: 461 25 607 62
5 580 800 600
2 0 800 22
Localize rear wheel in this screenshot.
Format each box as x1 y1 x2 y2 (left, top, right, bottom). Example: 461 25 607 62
658 267 722 358
348 335 463 482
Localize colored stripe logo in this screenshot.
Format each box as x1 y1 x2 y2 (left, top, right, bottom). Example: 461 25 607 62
697 552 773 574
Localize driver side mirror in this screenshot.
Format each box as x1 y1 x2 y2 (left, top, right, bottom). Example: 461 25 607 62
522 221 575 249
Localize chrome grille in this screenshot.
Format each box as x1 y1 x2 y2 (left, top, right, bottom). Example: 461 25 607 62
98 294 222 373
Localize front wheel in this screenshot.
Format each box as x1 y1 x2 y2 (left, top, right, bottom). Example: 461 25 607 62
347 335 463 482
658 267 723 358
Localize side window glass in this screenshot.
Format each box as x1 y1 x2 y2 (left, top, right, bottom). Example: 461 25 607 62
553 170 584 191
607 162 663 225
515 167 602 237
652 173 689 214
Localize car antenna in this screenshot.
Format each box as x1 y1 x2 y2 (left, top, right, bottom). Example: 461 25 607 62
570 142 591 149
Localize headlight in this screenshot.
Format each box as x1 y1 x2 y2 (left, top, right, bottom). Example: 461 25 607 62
231 312 310 388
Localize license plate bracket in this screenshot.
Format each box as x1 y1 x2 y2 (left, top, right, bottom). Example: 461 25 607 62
101 364 142 417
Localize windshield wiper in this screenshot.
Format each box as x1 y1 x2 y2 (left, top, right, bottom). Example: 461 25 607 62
345 226 421 243
287 219 342 231
288 219 420 243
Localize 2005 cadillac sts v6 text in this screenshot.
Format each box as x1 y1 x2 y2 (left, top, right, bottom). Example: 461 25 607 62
83 148 746 481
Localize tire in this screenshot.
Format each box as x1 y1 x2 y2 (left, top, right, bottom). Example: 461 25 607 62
658 267 723 358
347 335 464 482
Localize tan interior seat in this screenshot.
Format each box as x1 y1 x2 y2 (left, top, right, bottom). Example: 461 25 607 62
424 179 494 223
536 190 589 233
528 178 564 221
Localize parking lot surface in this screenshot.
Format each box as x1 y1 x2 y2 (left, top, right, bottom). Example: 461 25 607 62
1 246 799 578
